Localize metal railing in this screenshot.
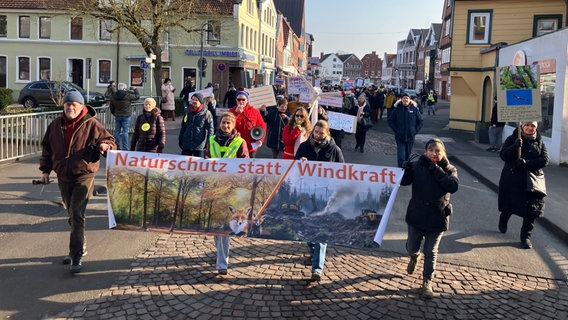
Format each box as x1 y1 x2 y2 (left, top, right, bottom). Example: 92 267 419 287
0 103 144 163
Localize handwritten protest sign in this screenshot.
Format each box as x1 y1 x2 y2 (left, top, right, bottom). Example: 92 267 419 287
188 87 214 101
319 93 343 108
106 152 403 247
327 110 357 133
496 65 542 122
247 85 277 108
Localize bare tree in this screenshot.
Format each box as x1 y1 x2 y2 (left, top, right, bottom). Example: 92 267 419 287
57 0 214 96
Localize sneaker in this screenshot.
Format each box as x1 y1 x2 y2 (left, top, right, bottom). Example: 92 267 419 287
521 238 533 249
218 269 228 275
407 253 421 275
310 272 321 282
70 258 82 274
486 147 495 152
422 279 434 299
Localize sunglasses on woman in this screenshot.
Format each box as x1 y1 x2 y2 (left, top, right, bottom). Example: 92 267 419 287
295 114 304 118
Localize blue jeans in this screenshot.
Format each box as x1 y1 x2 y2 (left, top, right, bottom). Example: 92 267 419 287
406 224 444 280
114 116 131 150
396 139 415 167
307 241 327 274
488 126 504 149
214 235 230 270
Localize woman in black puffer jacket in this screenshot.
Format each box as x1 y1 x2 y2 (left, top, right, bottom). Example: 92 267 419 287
130 98 166 153
498 121 548 249
401 138 459 299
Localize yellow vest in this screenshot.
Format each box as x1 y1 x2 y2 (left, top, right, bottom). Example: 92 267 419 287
209 136 245 158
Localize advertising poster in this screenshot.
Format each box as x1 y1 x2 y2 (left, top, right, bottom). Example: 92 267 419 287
106 152 403 247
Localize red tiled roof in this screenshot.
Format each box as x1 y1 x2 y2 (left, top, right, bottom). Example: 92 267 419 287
0 0 50 9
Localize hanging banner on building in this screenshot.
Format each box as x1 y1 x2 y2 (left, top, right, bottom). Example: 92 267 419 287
106 151 403 247
496 64 542 122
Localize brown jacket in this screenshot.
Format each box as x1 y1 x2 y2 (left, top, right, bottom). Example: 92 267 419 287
40 105 116 182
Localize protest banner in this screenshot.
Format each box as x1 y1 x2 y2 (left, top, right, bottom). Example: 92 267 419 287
247 85 277 108
319 92 343 108
106 151 403 247
496 64 542 122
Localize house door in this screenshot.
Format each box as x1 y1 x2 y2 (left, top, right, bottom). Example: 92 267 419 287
69 59 84 88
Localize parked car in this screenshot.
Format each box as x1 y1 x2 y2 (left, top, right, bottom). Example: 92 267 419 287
403 89 418 99
18 80 105 108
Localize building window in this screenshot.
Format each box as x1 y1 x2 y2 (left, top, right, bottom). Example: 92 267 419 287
17 56 30 81
0 56 6 87
98 59 111 84
467 11 492 44
38 57 51 80
130 66 143 87
533 15 562 37
444 19 451 36
100 19 112 41
161 67 170 82
71 17 83 40
19 16 30 38
39 16 51 39
0 15 7 37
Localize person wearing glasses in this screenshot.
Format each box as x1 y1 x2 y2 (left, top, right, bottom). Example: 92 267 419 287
282 107 312 159
228 91 267 158
295 120 344 282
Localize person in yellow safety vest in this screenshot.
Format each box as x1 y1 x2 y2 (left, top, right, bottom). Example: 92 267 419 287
427 90 438 115
205 112 249 276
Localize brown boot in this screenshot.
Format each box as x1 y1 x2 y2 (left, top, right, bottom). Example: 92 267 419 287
422 279 434 299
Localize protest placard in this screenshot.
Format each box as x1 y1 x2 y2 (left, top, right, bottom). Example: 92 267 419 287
496 64 542 122
327 110 357 133
247 85 277 108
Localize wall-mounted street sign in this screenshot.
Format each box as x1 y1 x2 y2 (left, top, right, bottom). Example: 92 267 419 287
396 64 417 71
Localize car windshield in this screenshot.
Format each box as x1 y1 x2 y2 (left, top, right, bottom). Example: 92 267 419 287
64 82 84 91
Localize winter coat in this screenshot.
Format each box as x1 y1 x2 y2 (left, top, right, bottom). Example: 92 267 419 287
490 103 505 127
262 106 290 150
401 155 459 233
223 89 238 108
130 108 166 152
388 100 424 143
498 128 549 218
282 125 307 159
40 105 116 182
178 106 214 152
161 83 176 111
228 104 267 152
295 136 344 163
110 89 140 116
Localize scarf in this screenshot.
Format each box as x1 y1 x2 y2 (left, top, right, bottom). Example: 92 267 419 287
522 131 537 141
62 107 88 149
215 129 238 146
190 103 203 113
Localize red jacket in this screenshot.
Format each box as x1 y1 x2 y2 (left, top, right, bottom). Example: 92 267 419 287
281 125 304 159
228 104 266 152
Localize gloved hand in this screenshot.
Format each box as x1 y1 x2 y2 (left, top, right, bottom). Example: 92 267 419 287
514 138 523 148
515 158 526 168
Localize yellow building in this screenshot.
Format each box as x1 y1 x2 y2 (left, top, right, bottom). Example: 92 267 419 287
448 0 566 131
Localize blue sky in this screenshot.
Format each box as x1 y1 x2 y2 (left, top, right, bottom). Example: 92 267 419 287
305 0 445 59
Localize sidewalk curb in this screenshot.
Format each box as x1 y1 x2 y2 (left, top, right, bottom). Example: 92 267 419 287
449 154 568 245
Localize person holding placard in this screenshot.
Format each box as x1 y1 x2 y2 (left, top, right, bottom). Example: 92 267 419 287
498 121 548 249
260 97 291 158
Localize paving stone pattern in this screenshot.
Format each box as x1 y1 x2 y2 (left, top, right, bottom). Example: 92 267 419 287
51 233 568 320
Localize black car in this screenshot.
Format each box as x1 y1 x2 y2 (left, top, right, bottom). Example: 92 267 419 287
18 80 105 108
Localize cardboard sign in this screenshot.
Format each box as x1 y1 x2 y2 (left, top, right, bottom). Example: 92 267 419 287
247 85 277 108
327 110 357 133
106 152 403 247
319 93 343 108
496 65 542 122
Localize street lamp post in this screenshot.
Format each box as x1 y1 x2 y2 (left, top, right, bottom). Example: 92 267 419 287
199 22 220 90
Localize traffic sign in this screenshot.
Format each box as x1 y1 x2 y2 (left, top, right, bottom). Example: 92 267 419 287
217 62 226 72
396 64 417 71
140 60 149 69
